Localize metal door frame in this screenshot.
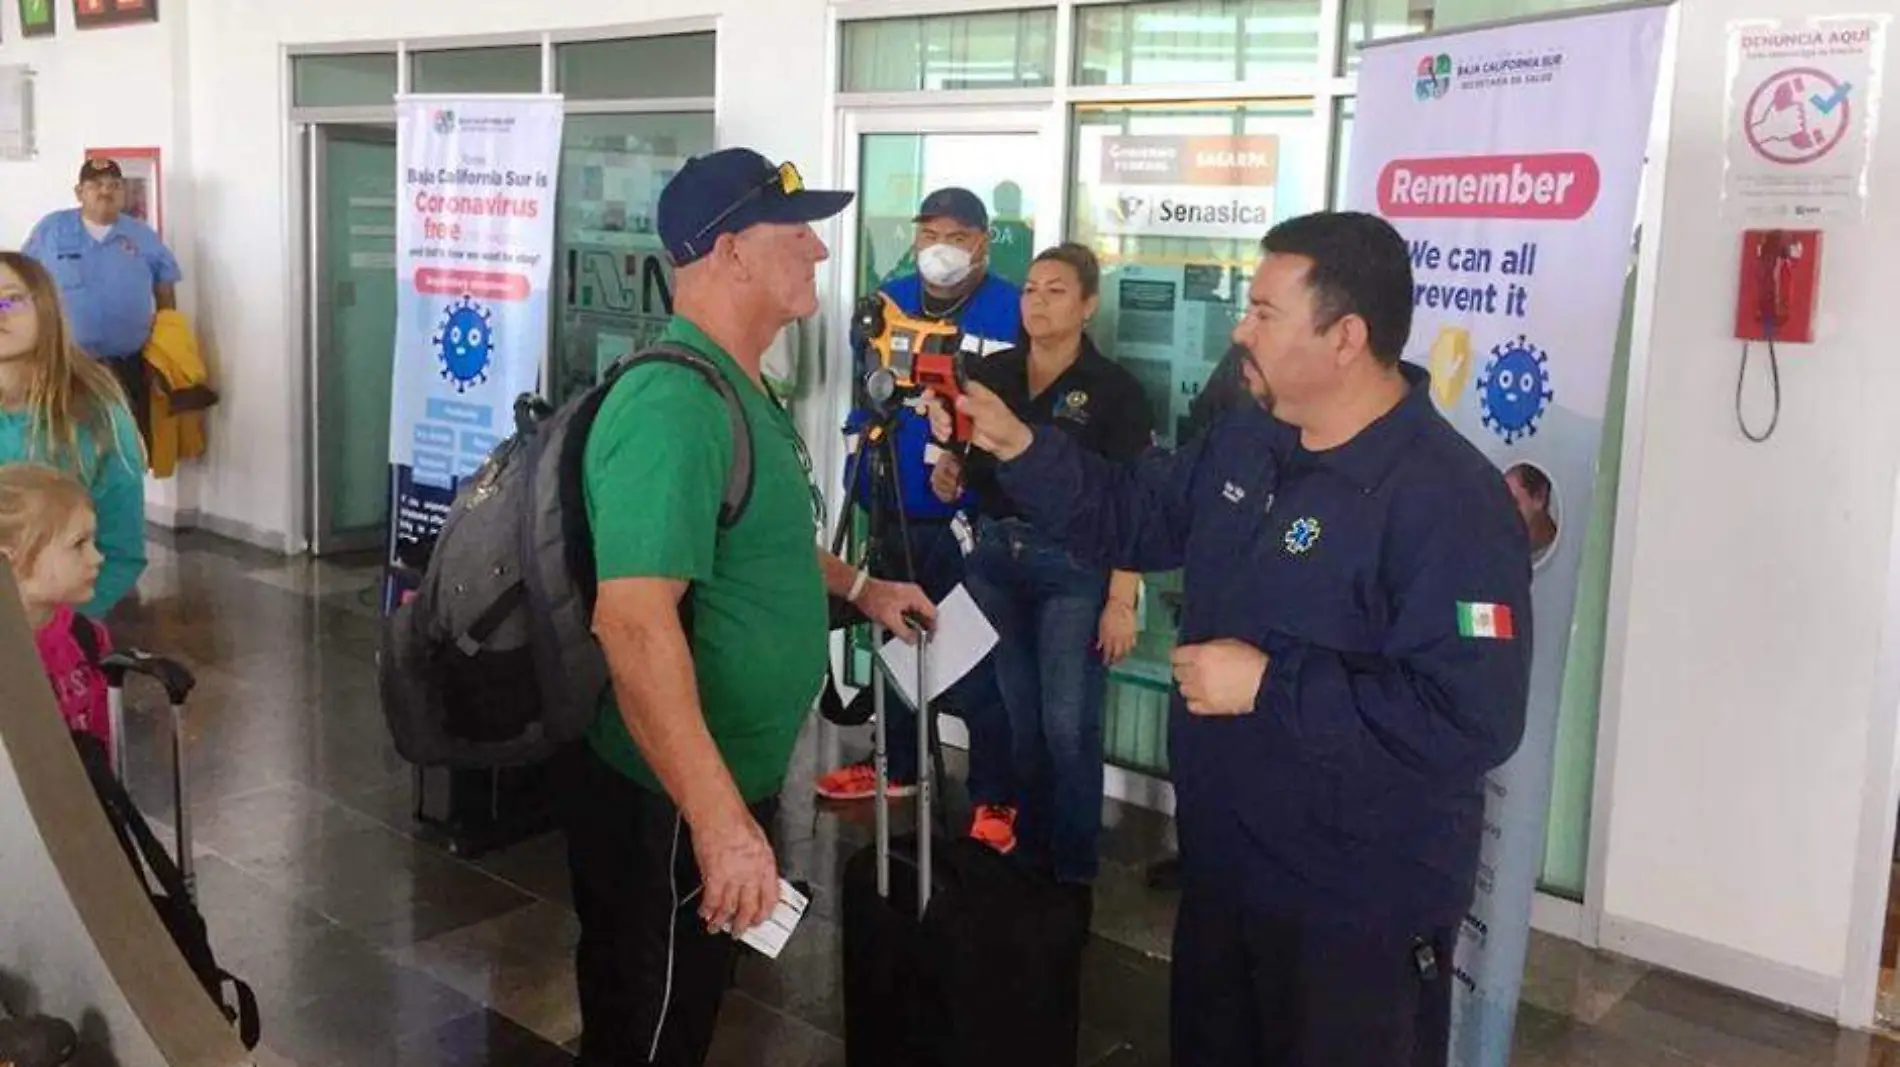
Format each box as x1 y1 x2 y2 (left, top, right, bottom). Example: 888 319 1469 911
303 121 398 557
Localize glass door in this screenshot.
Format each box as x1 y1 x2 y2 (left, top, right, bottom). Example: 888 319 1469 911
551 112 716 409
832 107 1057 687
308 123 398 556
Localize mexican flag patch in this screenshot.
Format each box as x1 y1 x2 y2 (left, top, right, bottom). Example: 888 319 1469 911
1457 602 1516 640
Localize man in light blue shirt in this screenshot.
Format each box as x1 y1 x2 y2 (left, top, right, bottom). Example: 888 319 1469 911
23 157 182 438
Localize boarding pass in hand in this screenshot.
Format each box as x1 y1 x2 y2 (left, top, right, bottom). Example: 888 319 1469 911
737 879 810 960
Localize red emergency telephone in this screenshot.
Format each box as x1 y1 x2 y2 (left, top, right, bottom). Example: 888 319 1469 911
1733 229 1821 344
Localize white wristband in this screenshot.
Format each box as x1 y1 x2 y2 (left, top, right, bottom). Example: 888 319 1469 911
847 568 871 604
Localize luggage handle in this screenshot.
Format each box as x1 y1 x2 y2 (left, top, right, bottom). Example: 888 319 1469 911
873 616 935 920
103 650 197 901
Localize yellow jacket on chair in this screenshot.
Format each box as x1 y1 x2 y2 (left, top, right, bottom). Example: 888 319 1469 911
140 310 218 479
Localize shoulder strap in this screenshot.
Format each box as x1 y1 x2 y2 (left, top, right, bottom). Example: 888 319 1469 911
608 342 756 528
69 612 102 668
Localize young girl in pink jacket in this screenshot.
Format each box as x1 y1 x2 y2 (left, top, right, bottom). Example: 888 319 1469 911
0 463 113 756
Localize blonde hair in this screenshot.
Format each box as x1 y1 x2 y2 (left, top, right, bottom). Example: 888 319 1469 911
0 463 93 575
0 251 139 477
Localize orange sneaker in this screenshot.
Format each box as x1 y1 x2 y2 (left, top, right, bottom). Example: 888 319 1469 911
970 804 1019 855
815 761 916 802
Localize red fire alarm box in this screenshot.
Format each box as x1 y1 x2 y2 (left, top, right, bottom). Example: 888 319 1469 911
1734 229 1821 344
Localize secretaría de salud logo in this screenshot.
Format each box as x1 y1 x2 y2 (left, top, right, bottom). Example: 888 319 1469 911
432 110 456 135
1416 54 1454 101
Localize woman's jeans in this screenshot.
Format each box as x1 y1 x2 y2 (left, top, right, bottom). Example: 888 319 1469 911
964 518 1110 884
873 520 1011 806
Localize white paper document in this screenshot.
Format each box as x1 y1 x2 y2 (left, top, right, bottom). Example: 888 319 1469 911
738 878 810 960
876 584 999 711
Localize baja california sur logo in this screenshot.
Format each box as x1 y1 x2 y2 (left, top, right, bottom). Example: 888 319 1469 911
1416 54 1453 101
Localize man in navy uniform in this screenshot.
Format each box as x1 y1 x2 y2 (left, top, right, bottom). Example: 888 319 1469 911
937 211 1532 1066
818 188 1023 853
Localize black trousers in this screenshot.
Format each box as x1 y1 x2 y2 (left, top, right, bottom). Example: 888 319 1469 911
102 354 150 448
1171 889 1455 1067
562 745 779 1067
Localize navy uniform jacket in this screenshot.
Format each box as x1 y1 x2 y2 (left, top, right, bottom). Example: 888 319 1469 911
998 363 1532 930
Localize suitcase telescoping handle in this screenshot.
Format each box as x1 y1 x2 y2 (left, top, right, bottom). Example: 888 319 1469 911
914 622 932 919
101 650 199 901
873 614 935 920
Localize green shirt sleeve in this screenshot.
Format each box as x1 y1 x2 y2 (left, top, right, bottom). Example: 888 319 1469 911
583 364 734 584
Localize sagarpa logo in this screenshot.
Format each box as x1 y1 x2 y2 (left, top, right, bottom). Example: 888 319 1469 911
1415 53 1453 101
432 110 456 135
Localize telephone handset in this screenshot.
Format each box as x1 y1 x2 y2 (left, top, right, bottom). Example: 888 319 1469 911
1734 229 1819 344
1733 229 1822 444
1756 231 1792 332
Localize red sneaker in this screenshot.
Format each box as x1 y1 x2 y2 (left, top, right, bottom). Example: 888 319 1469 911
815 761 916 802
969 804 1019 855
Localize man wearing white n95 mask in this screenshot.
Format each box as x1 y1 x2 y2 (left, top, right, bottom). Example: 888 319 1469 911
820 188 1023 852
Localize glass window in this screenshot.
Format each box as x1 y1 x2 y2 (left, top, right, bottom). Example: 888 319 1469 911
840 9 1056 92
410 45 543 94
552 112 717 408
854 131 1041 297
1075 0 1323 87
557 34 716 100
292 53 398 109
1331 97 1356 208
1342 0 1627 73
1070 101 1319 771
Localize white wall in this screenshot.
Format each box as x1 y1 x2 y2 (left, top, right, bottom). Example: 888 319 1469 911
1599 0 1900 1019
0 11 177 245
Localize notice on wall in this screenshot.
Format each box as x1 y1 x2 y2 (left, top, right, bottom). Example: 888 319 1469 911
383 96 564 611
1092 134 1280 240
1723 15 1890 222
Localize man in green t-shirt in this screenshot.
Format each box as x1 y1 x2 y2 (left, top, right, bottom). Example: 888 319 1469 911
564 147 935 1067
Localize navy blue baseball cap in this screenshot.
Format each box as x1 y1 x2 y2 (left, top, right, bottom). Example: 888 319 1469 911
913 187 989 230
659 148 854 266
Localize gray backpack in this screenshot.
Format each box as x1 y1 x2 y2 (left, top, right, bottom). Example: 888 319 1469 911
379 343 755 768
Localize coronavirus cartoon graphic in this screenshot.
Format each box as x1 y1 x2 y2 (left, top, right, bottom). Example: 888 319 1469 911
1477 335 1554 445
434 295 494 393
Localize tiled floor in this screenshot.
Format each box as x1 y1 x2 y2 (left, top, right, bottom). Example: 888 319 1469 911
95 530 1899 1066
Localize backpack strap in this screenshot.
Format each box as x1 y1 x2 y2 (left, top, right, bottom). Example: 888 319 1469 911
606 342 756 529
69 612 102 669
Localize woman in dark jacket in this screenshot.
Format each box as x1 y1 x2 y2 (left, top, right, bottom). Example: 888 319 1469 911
933 243 1154 884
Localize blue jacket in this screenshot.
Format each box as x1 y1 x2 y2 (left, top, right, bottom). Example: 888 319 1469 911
845 271 1021 523
997 364 1532 929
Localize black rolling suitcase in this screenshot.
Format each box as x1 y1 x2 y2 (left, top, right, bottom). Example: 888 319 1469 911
841 626 1091 1067
74 649 262 1050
